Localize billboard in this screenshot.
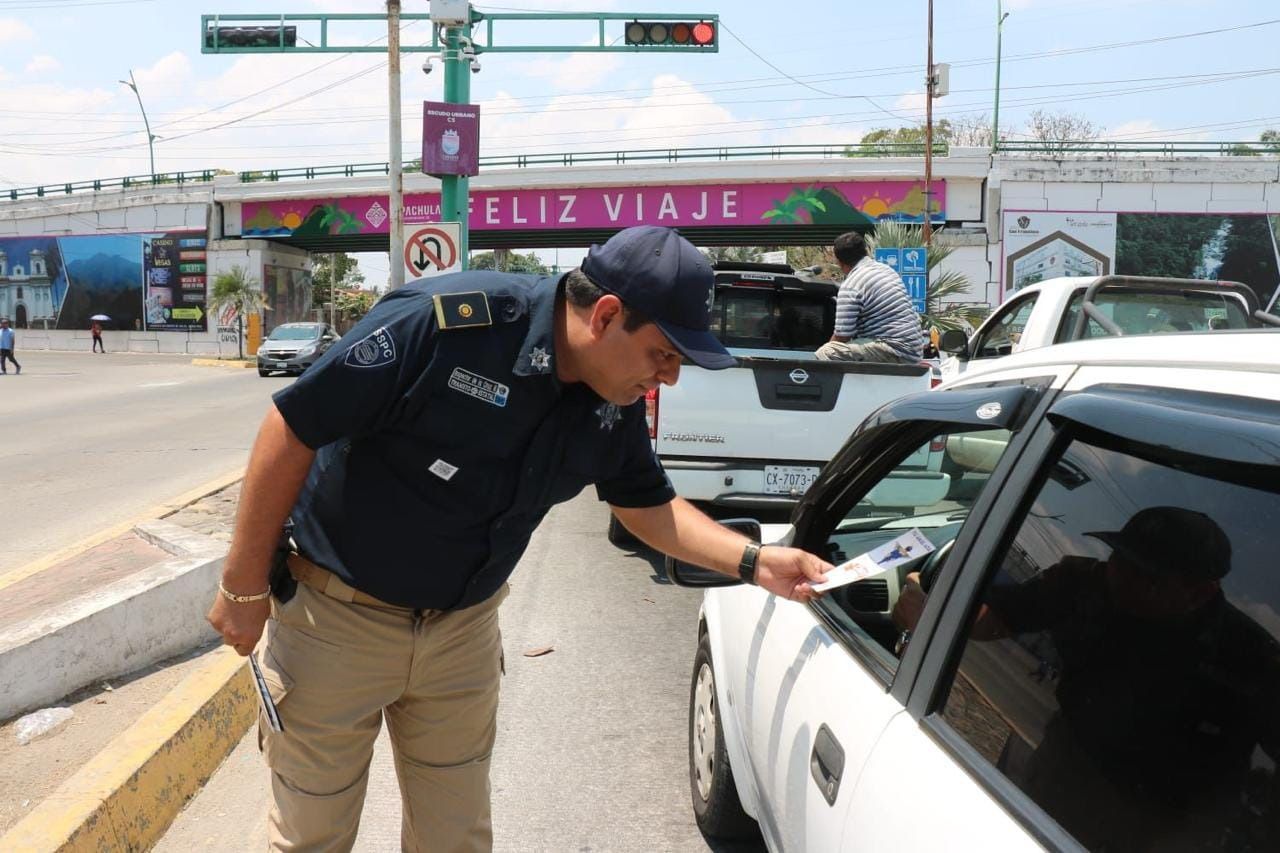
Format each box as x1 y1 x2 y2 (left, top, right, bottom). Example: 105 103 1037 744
0 230 208 332
239 179 948 238
1003 211 1280 309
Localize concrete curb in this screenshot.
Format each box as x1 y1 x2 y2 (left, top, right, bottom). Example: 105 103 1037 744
191 358 256 369
0 520 227 721
0 647 256 853
0 468 244 594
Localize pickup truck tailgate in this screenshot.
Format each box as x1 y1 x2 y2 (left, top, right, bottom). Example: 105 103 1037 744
655 358 930 462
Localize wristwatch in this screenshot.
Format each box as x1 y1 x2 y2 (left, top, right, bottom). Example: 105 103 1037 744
738 542 761 585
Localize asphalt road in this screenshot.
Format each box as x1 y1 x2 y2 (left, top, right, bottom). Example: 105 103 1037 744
0 351 283 575
156 493 766 853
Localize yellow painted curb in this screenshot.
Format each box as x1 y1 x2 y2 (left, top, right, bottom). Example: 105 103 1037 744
191 358 256 369
0 648 255 853
0 468 245 594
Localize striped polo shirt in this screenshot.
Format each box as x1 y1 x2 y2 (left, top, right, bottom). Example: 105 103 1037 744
832 256 924 360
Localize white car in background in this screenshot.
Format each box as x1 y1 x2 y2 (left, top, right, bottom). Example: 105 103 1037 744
670 330 1280 852
939 274 1273 379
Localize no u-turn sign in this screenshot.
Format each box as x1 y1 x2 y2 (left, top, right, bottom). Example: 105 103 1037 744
403 222 462 280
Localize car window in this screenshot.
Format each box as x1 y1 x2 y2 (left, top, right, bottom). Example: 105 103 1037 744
974 295 1037 359
1057 290 1253 342
268 325 321 341
930 435 1280 851
714 287 832 350
813 427 1015 680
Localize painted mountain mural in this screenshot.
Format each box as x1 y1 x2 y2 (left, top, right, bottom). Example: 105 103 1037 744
58 251 144 331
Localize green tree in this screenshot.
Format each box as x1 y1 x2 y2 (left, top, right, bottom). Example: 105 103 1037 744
702 246 765 264
312 253 365 309
846 121 951 157
336 289 379 325
469 251 551 274
209 265 269 360
871 222 988 332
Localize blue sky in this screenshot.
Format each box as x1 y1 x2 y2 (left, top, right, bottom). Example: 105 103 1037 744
1 0 1276 284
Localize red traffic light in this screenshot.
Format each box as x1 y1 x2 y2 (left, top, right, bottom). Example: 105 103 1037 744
624 19 717 48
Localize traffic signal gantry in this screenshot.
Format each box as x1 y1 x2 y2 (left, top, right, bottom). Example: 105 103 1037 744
201 7 718 286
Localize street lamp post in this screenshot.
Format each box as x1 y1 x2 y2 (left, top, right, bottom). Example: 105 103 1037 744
119 70 157 179
387 0 405 291
993 1 1009 153
923 0 935 243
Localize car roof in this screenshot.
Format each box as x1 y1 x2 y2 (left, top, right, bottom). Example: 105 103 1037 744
946 329 1280 385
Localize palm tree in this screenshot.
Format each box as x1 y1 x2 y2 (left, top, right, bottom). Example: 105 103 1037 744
209 265 269 359
870 222 990 332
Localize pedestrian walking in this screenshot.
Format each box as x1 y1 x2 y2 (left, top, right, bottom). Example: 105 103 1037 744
90 320 106 353
0 318 20 374
206 226 832 852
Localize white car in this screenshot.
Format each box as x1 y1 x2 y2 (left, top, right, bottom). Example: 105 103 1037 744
671 330 1280 852
939 274 1270 380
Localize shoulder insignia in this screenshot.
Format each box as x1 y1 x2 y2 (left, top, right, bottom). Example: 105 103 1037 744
433 291 492 330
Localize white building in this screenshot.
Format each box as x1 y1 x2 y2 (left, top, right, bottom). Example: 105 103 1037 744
0 248 57 328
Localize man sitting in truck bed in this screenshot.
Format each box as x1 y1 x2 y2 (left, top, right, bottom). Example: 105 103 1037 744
816 231 924 364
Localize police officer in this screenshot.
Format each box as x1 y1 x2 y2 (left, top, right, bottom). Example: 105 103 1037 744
207 226 831 852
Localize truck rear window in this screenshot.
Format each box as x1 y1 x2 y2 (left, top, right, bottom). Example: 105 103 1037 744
1056 289 1253 341
714 287 832 350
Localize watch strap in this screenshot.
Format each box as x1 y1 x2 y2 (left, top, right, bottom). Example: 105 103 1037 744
738 542 761 585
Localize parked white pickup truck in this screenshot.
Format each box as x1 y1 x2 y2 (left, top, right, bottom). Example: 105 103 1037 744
939 274 1276 379
612 262 932 544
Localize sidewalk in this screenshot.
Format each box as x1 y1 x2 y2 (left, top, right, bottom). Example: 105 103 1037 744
0 478 254 851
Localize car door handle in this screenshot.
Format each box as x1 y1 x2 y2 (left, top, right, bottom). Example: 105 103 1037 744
810 723 846 807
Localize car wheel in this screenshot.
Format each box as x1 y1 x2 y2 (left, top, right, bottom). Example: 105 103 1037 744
607 513 638 547
690 633 757 840
258 368 270 377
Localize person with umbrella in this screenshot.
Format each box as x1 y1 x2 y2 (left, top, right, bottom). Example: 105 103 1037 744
89 314 108 353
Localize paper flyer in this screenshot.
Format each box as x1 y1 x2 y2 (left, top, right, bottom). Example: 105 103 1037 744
813 528 936 592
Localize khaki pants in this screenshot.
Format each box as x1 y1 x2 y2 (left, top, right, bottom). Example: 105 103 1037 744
815 338 916 364
254 571 507 852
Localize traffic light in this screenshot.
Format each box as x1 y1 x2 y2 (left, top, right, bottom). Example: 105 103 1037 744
624 20 717 48
204 25 298 49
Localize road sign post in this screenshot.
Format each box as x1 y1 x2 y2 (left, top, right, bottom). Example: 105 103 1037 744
876 247 928 314
403 222 462 280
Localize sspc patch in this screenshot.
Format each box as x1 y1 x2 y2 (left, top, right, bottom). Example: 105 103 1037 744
433 291 492 330
448 367 509 407
344 326 397 368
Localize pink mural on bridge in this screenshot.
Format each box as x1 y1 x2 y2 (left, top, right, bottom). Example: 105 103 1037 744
239 179 945 238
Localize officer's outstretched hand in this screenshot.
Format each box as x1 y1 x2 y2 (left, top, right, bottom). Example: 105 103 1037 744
207 594 271 657
754 546 831 604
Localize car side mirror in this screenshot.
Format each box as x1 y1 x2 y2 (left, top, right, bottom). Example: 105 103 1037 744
939 329 969 357
665 518 762 587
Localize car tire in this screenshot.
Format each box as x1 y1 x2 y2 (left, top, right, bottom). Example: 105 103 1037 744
607 513 638 548
689 633 758 840
258 368 270 377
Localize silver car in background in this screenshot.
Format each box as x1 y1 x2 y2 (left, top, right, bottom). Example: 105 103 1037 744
257 323 339 377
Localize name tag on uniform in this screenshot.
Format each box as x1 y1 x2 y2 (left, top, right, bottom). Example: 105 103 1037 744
434 291 492 330
448 367 509 407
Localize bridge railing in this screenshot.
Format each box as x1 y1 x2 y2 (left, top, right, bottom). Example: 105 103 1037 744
5 140 1274 202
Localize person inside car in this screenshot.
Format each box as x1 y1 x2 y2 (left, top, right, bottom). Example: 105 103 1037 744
893 506 1280 848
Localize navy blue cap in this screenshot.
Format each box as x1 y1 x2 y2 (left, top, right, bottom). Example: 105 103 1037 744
581 226 734 370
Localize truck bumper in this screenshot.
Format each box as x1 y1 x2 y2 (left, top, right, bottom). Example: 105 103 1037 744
664 461 813 510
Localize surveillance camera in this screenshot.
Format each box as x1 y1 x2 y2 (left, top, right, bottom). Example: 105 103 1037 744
470 59 481 74
422 57 434 75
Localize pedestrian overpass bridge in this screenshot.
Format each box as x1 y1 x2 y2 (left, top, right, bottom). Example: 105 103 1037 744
2 142 1276 355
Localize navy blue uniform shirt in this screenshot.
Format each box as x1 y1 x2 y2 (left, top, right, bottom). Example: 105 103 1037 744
272 271 675 610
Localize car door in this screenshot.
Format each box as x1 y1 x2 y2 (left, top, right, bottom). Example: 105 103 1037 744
727 381 1056 851
843 372 1280 852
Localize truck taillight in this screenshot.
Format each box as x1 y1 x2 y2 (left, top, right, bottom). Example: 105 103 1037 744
645 388 659 439
930 436 946 453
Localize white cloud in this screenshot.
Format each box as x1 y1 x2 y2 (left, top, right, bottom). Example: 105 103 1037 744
132 52 194 97
0 18 34 43
1106 119 1160 140
522 51 623 92
25 55 60 75
893 91 927 117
